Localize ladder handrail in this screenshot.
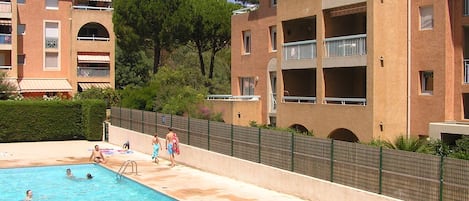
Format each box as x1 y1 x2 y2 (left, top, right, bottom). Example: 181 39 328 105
116 160 138 179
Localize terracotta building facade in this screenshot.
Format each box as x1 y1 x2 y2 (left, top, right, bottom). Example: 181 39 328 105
209 0 469 143
1 0 115 98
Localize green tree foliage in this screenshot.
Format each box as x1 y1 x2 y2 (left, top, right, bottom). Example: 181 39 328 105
449 136 469 160
369 135 428 153
115 46 152 89
74 87 120 108
113 0 182 73
0 72 16 100
179 0 239 79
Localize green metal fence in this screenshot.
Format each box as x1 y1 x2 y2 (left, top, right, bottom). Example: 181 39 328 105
111 107 469 201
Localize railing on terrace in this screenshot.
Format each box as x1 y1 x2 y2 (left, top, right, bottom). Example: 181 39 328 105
324 34 366 57
0 1 11 13
324 97 366 105
206 95 260 100
77 67 110 77
283 96 316 103
0 65 11 69
464 0 469 16
465 59 469 84
73 5 113 11
283 40 316 60
110 107 469 201
77 36 110 41
0 33 11 44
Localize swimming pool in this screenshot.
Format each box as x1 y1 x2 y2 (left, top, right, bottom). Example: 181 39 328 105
1 164 177 201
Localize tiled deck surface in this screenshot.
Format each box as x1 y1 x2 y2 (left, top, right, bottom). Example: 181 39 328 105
0 141 309 201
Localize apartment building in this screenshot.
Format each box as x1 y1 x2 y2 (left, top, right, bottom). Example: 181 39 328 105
1 0 114 98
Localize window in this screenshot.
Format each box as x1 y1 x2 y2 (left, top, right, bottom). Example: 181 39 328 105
269 26 277 51
17 24 25 35
46 0 58 9
240 77 255 95
18 0 25 4
420 6 433 30
45 22 59 49
45 52 59 69
18 54 25 65
243 31 251 54
420 71 433 94
271 0 277 7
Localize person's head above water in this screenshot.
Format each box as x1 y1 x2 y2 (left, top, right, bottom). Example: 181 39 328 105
86 173 93 179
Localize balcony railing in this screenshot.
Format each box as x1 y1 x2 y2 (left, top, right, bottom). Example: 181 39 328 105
0 65 11 69
0 33 11 44
0 1 11 13
73 5 113 11
465 59 469 84
465 0 469 16
323 97 366 105
77 66 110 77
206 95 260 101
45 37 58 49
283 40 317 60
77 36 110 41
283 96 316 103
324 34 366 57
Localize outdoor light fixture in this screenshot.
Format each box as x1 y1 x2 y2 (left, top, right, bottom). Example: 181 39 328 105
379 56 384 67
379 122 384 132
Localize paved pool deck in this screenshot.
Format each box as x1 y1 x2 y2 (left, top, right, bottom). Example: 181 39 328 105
0 140 309 201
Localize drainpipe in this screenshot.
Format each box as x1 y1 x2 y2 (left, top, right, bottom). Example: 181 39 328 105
407 0 411 139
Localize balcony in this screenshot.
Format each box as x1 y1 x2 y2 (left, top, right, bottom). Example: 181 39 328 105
323 67 366 105
324 34 366 57
283 40 316 61
282 68 317 104
73 0 113 11
77 66 110 77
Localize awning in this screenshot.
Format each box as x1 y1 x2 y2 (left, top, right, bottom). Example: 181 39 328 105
78 82 112 90
19 79 72 92
77 55 110 63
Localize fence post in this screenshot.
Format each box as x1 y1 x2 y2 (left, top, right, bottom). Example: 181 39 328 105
439 155 445 201
187 116 191 145
129 108 132 130
119 106 122 127
258 127 261 163
379 146 383 194
231 124 234 156
207 120 211 150
291 132 294 172
170 114 173 128
141 110 144 133
330 139 334 182
155 111 158 134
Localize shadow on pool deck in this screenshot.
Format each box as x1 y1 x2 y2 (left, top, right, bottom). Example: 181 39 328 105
0 141 309 201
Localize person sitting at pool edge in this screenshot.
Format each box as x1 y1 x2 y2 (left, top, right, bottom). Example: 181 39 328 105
89 145 106 164
24 189 32 201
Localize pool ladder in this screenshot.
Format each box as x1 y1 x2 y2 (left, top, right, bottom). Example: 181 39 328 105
116 160 138 180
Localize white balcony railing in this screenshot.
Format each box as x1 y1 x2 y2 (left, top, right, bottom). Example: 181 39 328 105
324 34 366 57
0 33 11 44
206 95 260 101
0 1 11 13
323 97 366 105
283 40 317 61
78 67 110 77
465 59 469 84
0 65 11 69
283 96 316 103
77 36 110 41
73 5 113 11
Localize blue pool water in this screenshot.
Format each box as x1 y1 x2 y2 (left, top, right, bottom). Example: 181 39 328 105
0 164 177 201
